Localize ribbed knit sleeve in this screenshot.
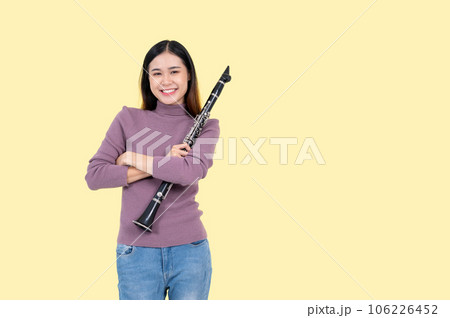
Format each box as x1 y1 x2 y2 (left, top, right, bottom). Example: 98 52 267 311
85 106 130 190
152 118 220 186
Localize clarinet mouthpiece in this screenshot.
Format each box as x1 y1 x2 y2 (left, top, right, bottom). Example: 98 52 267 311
222 65 231 83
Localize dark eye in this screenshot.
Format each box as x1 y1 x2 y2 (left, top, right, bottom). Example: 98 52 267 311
153 72 161 76
171 70 179 74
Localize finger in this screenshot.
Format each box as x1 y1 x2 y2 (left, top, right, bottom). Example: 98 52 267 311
176 149 188 156
177 142 190 149
170 150 183 158
173 143 186 149
178 143 190 152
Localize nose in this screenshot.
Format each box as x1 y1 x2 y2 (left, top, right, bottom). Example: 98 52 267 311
161 73 172 86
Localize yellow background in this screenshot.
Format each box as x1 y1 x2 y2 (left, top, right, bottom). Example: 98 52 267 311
0 0 448 300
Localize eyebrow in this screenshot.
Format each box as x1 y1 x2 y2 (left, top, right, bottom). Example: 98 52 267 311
150 66 182 72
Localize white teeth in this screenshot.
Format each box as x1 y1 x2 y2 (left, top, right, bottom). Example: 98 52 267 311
162 89 176 93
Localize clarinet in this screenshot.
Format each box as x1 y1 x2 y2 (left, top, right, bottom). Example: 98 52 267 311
133 66 231 232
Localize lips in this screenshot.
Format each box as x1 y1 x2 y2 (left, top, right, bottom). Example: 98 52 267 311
161 88 177 95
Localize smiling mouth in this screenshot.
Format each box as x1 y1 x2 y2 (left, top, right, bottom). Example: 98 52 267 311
161 88 177 95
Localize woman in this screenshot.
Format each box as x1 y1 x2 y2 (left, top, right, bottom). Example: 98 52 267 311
85 40 220 300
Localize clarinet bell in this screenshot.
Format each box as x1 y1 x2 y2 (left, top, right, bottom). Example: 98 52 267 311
132 219 152 232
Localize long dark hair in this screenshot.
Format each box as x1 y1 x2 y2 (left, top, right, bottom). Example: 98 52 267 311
139 40 201 116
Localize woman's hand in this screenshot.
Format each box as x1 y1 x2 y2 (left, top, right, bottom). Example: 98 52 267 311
168 143 191 158
116 151 133 166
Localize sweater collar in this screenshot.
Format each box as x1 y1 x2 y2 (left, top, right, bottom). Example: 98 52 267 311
154 100 189 116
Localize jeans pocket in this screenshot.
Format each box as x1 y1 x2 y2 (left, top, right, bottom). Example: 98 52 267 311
189 239 207 247
116 243 135 256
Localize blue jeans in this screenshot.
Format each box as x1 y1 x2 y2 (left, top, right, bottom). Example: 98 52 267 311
116 239 212 300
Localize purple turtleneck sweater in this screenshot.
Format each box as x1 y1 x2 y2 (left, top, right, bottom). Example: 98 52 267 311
85 100 220 247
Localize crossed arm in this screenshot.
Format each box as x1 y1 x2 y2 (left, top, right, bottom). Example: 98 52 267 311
116 143 191 185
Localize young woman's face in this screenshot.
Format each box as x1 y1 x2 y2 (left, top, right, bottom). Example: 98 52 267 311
148 51 191 105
